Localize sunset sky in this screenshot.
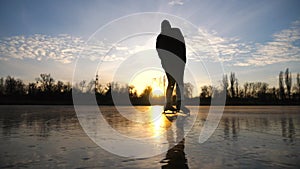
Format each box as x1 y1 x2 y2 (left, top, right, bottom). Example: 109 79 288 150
0 0 300 94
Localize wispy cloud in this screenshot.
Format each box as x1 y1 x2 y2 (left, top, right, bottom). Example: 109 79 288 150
168 0 185 6
243 20 300 66
1 20 299 67
187 28 254 63
0 34 83 63
0 34 126 63
188 20 300 66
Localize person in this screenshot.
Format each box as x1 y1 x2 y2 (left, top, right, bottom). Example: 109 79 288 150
156 20 190 114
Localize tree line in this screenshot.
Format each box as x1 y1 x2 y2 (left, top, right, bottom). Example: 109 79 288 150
0 73 156 105
200 68 300 105
0 68 299 105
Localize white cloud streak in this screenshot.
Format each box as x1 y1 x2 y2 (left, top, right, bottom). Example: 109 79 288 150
168 0 185 6
0 20 299 66
187 28 255 64
187 20 300 66
0 34 126 63
0 34 83 63
244 20 300 66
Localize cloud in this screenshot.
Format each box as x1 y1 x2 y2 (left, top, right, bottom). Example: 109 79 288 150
168 0 185 6
0 33 152 64
0 34 83 63
0 34 127 63
0 20 299 67
244 20 300 66
186 28 254 64
187 20 300 67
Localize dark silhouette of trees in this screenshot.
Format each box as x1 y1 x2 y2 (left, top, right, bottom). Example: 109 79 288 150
285 68 292 100
4 76 25 96
139 86 152 105
199 69 299 105
244 82 249 98
54 81 64 93
297 73 300 95
222 74 229 96
0 77 5 95
292 73 300 100
235 79 239 98
128 85 137 98
52 81 71 94
4 76 17 95
0 69 300 105
63 82 72 93
28 82 37 95
230 72 236 98
279 71 285 100
36 74 55 93
200 85 212 98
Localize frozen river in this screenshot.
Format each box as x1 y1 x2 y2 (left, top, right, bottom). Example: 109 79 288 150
0 105 299 169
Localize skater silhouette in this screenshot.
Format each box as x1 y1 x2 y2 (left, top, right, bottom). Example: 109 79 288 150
156 20 190 114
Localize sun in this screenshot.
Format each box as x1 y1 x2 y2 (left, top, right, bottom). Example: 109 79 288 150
151 80 164 97
129 69 165 96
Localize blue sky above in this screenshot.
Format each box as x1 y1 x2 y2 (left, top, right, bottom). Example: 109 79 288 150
0 0 300 90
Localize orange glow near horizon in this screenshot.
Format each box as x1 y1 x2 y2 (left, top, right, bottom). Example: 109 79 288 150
129 69 166 96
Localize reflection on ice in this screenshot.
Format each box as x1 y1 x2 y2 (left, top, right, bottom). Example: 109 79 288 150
0 106 299 168
77 105 197 158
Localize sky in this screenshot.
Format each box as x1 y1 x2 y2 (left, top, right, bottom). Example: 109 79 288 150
0 0 300 94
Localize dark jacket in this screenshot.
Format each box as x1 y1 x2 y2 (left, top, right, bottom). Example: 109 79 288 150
156 28 186 63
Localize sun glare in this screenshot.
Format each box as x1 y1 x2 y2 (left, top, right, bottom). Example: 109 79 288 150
129 69 166 96
151 80 164 97
150 106 172 138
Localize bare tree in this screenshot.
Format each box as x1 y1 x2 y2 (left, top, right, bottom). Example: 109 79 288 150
129 85 138 98
184 82 194 99
297 73 300 94
4 76 16 95
140 86 152 104
279 71 285 100
230 72 236 98
15 79 25 95
63 82 72 93
260 83 268 95
258 82 269 99
0 77 4 95
79 80 86 92
249 82 255 97
222 74 229 96
28 82 37 95
272 87 277 99
200 85 212 98
4 76 25 95
54 81 64 93
235 79 239 98
244 82 249 98
285 68 292 99
36 74 55 93
86 80 96 93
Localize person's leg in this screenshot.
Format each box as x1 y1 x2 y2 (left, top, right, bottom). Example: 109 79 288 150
175 64 190 114
175 65 184 110
165 72 176 111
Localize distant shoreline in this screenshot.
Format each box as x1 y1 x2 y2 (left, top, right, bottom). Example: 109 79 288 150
1 95 299 106
0 102 299 106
